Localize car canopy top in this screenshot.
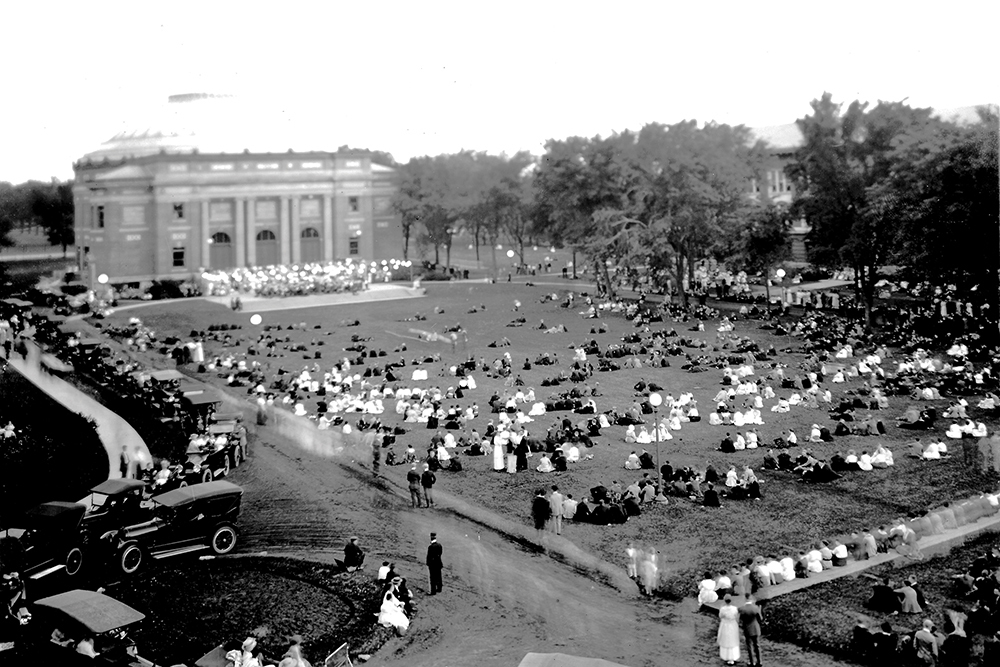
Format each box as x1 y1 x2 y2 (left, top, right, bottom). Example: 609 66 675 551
183 390 223 406
90 478 147 496
21 501 86 531
34 589 145 635
518 654 634 667
154 481 243 508
149 369 185 383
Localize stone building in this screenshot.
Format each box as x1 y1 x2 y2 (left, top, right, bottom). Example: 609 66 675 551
73 94 401 284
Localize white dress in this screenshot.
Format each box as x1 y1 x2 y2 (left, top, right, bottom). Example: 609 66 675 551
493 442 505 471
717 604 741 662
378 592 410 633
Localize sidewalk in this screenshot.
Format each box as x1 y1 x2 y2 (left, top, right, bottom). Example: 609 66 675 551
700 507 1000 611
6 341 149 481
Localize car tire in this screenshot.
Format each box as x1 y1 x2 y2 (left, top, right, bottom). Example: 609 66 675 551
178 479 189 488
223 455 231 477
210 525 238 555
65 546 84 577
201 468 213 484
120 544 143 575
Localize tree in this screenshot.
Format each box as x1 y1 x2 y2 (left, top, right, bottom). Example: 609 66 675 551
887 105 1000 338
787 93 940 328
603 121 765 304
30 182 75 254
0 182 28 251
724 203 792 303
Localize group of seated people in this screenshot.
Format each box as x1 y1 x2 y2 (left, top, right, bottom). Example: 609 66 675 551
374 559 415 636
203 258 398 298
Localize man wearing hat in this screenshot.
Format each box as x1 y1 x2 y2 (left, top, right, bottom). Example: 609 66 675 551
420 464 437 508
426 533 443 595
343 536 364 572
406 464 422 507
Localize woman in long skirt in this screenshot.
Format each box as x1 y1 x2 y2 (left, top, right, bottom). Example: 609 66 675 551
493 436 505 471
717 595 740 665
506 441 517 474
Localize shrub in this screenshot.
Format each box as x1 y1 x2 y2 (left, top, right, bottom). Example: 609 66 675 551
148 280 185 300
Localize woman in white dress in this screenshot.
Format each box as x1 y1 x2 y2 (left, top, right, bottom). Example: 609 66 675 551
717 595 741 665
697 573 719 605
492 438 505 471
377 589 410 635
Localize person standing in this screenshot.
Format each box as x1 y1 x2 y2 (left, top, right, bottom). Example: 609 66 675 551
549 485 564 535
406 464 422 508
372 442 381 477
119 443 132 479
426 532 443 595
739 593 764 667
420 464 436 508
717 595 741 665
531 488 551 538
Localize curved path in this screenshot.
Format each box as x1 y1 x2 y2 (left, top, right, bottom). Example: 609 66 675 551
6 340 149 481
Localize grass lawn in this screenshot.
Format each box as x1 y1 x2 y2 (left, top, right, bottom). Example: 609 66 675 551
91 281 1000 598
0 365 108 524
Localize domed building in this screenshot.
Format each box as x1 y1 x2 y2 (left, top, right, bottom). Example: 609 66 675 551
73 93 402 284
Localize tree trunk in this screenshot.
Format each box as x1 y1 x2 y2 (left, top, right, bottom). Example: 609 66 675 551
402 226 410 260
572 249 578 279
491 243 498 281
446 241 452 269
434 243 440 266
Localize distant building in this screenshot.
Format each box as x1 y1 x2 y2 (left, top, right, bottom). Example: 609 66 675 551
73 94 401 285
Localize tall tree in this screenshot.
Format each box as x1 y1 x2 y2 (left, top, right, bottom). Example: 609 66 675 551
787 93 939 328
30 181 75 255
722 202 792 303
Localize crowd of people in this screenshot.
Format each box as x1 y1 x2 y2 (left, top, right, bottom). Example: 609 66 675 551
202 258 411 298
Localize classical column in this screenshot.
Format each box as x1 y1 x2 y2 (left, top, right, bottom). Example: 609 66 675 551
279 196 291 265
290 197 301 265
200 201 211 269
322 194 334 260
234 198 246 267
245 198 256 267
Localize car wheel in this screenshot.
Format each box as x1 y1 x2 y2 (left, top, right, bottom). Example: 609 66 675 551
210 525 238 555
233 447 242 468
223 455 231 477
65 547 84 577
178 479 189 488
201 468 213 484
120 544 143 575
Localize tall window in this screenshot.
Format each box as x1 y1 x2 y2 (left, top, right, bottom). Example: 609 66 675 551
301 227 320 239
173 203 185 219
348 196 359 213
349 238 359 255
172 246 186 267
96 205 105 228
211 232 232 245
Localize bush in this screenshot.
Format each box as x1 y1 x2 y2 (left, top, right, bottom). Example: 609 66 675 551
148 280 185 300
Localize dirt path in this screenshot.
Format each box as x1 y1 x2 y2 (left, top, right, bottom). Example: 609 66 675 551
230 420 844 667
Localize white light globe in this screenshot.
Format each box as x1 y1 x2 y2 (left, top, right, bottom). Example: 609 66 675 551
649 392 663 407
506 250 514 258
250 314 262 325
97 274 109 285
775 269 786 279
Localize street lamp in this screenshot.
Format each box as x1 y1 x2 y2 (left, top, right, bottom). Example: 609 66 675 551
649 392 665 500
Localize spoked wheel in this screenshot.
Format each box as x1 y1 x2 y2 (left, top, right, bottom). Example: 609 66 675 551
201 468 213 484
210 525 238 555
65 547 84 577
120 544 143 575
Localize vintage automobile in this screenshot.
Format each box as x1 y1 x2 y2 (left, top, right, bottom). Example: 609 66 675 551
5 588 149 664
0 501 86 581
177 417 249 485
104 481 243 575
80 479 156 542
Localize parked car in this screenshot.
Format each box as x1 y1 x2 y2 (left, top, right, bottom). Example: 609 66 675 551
6 588 147 664
80 479 156 544
0 501 86 581
177 418 248 485
104 481 243 575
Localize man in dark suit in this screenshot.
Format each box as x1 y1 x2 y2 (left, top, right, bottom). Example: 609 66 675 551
702 482 721 508
739 593 764 667
426 533 443 595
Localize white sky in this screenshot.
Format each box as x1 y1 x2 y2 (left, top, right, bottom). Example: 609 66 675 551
1 0 996 183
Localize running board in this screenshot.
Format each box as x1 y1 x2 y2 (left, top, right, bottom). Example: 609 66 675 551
30 564 65 579
151 545 210 559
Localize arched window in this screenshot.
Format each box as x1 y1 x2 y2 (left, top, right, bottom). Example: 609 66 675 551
211 232 231 245
301 227 320 239
256 229 277 241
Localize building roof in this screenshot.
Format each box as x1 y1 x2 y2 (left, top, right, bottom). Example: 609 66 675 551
79 93 337 162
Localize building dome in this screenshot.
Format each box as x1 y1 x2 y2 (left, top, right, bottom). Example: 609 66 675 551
80 93 320 162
